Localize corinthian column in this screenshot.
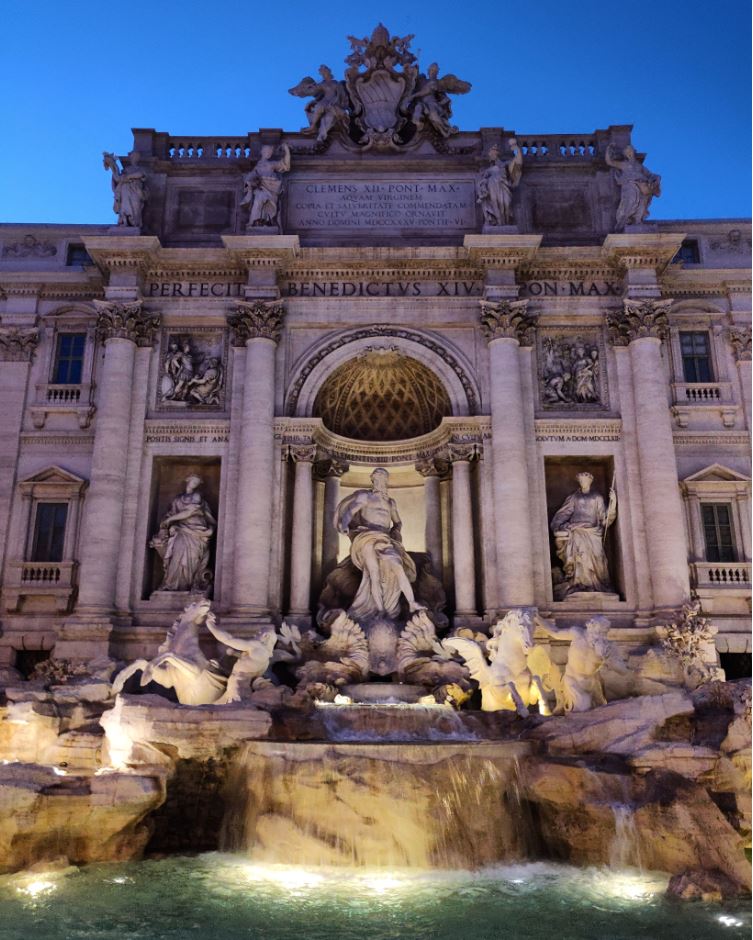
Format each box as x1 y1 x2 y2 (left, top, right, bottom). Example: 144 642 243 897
727 325 752 431
608 299 690 610
480 299 537 607
318 456 348 578
449 442 478 617
227 300 284 617
416 457 443 576
62 302 159 656
288 442 317 619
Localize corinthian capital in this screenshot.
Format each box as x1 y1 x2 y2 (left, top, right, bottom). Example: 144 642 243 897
94 300 160 346
606 298 672 346
479 299 536 346
228 300 285 345
0 326 39 362
727 325 752 362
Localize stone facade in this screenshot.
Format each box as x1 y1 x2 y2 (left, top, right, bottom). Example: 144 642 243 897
0 26 750 669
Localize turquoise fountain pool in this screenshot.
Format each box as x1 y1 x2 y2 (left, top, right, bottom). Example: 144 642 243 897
1 855 749 940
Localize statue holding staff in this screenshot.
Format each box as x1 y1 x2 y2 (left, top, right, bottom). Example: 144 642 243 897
103 150 148 228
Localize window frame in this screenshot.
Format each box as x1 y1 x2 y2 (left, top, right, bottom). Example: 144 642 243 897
700 501 736 563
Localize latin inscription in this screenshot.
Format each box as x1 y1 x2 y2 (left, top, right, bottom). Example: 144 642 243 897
521 280 621 297
287 179 477 229
145 423 229 444
284 280 483 298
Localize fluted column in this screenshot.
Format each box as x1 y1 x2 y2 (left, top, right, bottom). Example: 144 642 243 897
318 456 348 577
227 300 284 616
416 457 443 576
288 442 317 617
608 299 690 610
480 299 537 607
727 325 752 431
449 443 478 617
73 302 159 617
0 327 39 578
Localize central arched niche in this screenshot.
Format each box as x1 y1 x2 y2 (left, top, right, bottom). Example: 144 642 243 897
313 349 452 442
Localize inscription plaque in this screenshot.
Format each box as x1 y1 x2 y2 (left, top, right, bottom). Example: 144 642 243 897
287 178 477 230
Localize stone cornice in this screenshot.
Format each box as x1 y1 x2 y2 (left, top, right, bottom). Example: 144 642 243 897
228 300 285 344
479 298 537 345
83 236 161 278
601 233 685 274
606 298 672 345
93 299 161 346
0 326 39 361
464 234 542 269
221 235 300 270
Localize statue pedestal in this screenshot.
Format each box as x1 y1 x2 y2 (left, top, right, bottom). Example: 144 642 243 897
482 224 519 235
147 590 207 609
554 591 622 611
107 225 141 236
244 224 281 235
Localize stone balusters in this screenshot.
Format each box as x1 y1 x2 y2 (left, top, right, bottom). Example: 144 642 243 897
227 300 285 618
317 456 348 578
448 442 479 618
287 442 318 619
0 326 39 579
416 457 444 577
479 299 537 607
61 302 159 656
727 324 751 430
607 299 690 611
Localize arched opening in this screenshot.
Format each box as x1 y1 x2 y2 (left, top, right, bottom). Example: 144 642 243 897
312 349 452 442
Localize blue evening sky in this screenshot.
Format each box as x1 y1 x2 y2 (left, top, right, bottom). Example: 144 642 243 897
1 0 750 223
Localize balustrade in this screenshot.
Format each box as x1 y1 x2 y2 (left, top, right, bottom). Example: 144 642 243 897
691 562 751 587
166 138 251 160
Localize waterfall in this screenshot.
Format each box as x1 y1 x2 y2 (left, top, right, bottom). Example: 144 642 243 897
220 740 534 869
608 804 642 870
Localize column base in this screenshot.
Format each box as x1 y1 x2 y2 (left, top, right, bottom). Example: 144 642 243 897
219 610 278 639
285 612 313 629
452 612 486 630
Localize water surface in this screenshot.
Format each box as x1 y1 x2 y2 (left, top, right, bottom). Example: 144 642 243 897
0 855 748 940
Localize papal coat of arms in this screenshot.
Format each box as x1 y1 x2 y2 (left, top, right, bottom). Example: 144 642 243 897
289 23 471 150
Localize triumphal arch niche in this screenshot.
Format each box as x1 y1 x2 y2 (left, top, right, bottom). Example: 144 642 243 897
0 23 750 683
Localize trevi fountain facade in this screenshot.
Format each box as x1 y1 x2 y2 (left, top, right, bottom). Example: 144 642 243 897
0 24 750 938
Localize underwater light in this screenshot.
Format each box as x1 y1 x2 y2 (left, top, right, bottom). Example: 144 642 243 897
359 874 405 895
18 880 57 898
718 914 744 928
244 864 326 890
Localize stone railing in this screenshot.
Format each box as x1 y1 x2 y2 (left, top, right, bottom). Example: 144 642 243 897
517 135 597 160
3 561 78 613
166 138 251 160
671 382 732 405
691 562 751 588
32 382 95 429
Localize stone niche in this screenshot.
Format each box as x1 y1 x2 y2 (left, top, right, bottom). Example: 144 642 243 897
142 457 221 599
544 456 624 602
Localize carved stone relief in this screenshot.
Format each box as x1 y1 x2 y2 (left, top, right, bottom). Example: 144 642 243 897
537 329 607 410
2 235 57 258
709 229 751 254
158 330 227 410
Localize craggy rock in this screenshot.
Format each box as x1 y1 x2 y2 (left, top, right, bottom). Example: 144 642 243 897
525 691 694 755
667 868 747 902
0 763 163 873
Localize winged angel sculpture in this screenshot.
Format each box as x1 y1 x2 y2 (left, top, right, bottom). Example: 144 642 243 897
288 24 470 149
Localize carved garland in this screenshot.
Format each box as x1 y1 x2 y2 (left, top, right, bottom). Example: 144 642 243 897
0 326 39 362
94 300 161 347
228 300 286 345
285 325 478 416
727 325 752 363
606 298 672 346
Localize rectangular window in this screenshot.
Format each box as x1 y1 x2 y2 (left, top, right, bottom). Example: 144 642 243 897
673 239 700 264
680 331 713 383
53 333 85 384
65 244 92 266
702 503 735 563
31 503 68 562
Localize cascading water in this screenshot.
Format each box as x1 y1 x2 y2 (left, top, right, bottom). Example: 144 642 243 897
219 702 536 869
609 804 643 870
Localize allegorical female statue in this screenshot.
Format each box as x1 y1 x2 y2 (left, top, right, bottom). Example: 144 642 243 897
476 139 523 226
550 472 617 598
240 144 291 227
150 475 216 592
103 150 148 228
334 467 424 621
605 143 661 230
